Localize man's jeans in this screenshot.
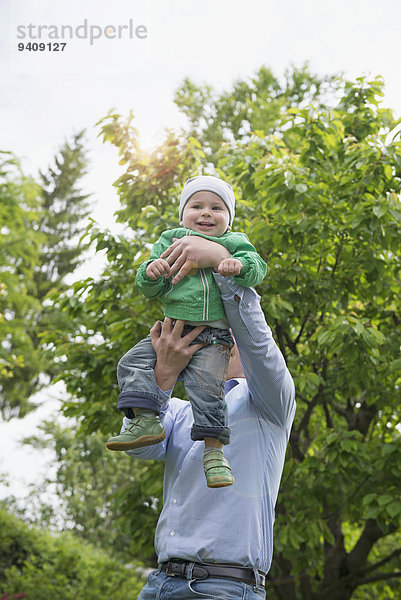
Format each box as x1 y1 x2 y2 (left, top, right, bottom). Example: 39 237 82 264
117 326 234 444
138 569 266 600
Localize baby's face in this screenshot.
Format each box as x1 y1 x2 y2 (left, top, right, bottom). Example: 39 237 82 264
181 191 230 237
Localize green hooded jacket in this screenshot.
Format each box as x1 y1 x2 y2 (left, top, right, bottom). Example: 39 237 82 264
135 227 267 322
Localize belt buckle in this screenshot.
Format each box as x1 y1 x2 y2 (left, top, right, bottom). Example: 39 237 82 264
165 561 187 577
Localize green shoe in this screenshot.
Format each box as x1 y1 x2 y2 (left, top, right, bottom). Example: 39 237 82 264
203 450 234 488
106 415 166 451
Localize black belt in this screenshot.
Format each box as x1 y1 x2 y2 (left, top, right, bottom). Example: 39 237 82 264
161 559 266 587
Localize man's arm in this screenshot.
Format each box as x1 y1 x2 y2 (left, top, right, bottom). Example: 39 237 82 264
215 273 295 429
160 235 231 284
159 234 294 428
160 231 267 287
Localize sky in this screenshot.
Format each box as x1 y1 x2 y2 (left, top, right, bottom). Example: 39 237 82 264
1 0 401 501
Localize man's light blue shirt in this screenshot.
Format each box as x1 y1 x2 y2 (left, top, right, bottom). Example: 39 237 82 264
122 274 296 574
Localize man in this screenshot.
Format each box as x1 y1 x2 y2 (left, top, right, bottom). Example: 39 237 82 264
122 236 295 599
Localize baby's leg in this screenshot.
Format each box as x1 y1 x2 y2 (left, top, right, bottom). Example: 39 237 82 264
183 343 234 487
183 343 230 443
106 335 165 451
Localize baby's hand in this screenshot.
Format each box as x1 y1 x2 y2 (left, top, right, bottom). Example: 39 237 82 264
146 258 171 280
217 258 243 277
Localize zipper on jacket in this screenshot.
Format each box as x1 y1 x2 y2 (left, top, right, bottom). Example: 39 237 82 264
199 268 210 320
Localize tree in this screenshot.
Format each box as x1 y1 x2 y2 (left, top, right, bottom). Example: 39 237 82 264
0 132 90 418
45 69 401 599
35 130 91 300
213 74 401 600
0 153 43 418
174 64 340 160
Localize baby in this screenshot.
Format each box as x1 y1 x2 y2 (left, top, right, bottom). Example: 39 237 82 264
106 175 266 488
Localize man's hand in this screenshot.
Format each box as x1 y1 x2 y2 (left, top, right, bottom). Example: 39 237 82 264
217 257 243 277
150 318 206 390
160 236 231 284
146 258 171 280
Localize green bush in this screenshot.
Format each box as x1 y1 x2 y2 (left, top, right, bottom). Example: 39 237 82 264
0 508 144 599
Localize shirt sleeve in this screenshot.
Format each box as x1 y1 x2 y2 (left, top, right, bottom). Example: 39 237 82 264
213 272 296 431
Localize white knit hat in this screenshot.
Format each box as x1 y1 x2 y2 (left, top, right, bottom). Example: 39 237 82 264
179 175 235 226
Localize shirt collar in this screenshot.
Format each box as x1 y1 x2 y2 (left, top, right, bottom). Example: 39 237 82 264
224 379 240 394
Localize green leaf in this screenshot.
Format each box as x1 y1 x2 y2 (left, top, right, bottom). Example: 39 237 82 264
386 501 401 518
362 493 379 506
384 164 393 179
378 494 394 506
289 528 304 549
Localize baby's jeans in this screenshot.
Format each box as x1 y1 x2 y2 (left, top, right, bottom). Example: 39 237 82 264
117 326 234 444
